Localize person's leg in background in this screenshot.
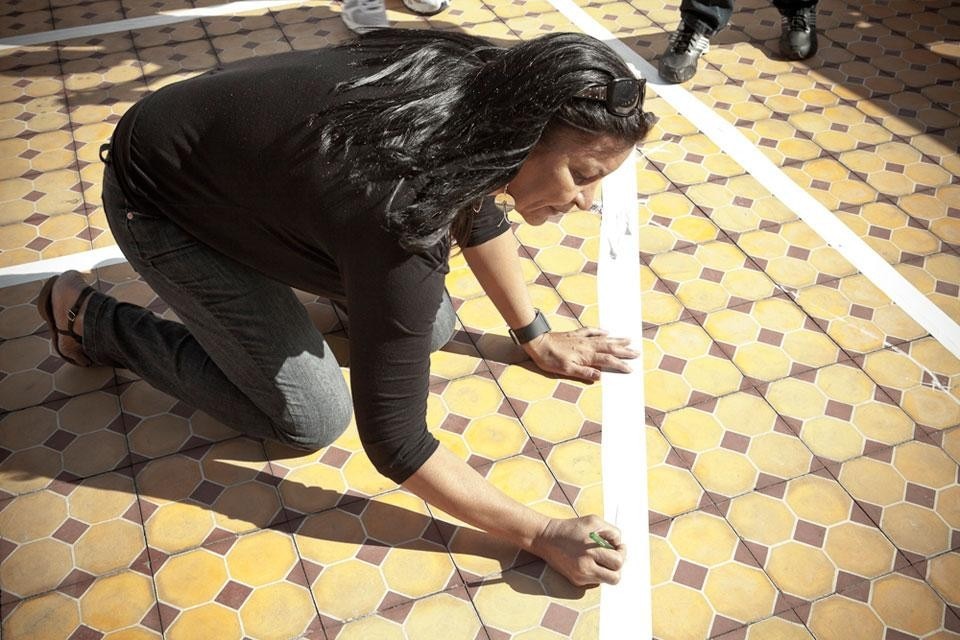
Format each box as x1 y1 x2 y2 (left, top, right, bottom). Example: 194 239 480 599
773 0 819 60
339 0 451 35
658 0 735 84
340 0 389 35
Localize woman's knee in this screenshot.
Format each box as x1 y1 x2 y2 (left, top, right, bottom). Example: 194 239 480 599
270 354 354 450
273 397 353 451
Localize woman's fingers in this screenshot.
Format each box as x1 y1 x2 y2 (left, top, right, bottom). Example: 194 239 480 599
593 352 633 373
583 564 621 586
593 547 626 572
566 364 601 382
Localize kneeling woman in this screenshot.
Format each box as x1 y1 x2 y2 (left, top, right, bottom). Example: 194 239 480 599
40 29 652 587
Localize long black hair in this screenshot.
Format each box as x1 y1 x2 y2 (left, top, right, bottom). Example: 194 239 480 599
316 29 654 252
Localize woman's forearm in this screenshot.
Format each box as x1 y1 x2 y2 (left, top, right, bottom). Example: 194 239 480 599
402 444 626 587
402 445 549 551
462 231 537 331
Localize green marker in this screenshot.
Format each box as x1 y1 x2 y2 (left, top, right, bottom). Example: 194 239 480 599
589 531 615 549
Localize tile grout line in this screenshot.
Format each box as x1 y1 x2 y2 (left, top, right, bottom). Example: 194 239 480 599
544 0 960 362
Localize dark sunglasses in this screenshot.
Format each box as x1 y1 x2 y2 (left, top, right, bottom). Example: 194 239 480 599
574 77 646 117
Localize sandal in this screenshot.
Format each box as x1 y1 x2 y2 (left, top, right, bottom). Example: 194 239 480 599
37 273 97 367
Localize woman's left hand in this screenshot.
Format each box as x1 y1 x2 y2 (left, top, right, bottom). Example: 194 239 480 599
523 327 638 382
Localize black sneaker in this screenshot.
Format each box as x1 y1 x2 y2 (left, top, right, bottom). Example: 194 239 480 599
659 23 711 84
779 6 818 60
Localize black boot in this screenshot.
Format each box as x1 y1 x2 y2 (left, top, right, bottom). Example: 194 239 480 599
658 22 711 84
779 6 818 60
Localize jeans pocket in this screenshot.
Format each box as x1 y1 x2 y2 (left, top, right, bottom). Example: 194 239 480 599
123 211 200 266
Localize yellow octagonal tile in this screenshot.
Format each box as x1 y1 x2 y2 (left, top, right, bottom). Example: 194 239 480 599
155 548 228 609
860 338 960 431
2 590 83 640
895 253 960 324
313 560 386 622
807 595 884 640
727 492 797 546
693 448 759 498
404 590 483 640
472 565 597 638
239 581 316 640
765 363 913 462
166 603 241 640
652 582 713 639
765 541 836 599
647 426 705 518
898 184 960 247
925 551 960 607
684 175 795 235
784 475 853 527
870 573 946 637
669 510 738 567
704 561 777 623
79 571 157 635
837 439 958 560
824 522 898 578
438 375 505 419
649 241 777 314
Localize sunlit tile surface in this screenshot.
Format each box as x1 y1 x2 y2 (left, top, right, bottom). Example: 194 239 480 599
2 0 959 636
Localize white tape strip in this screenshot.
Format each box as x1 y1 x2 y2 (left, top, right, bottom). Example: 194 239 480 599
0 245 126 288
598 151 652 639
0 0 308 49
545 0 960 360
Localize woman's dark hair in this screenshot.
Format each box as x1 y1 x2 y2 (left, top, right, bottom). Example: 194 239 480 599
316 29 655 252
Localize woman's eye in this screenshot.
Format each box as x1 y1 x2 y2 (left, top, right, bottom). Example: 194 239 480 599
573 172 594 186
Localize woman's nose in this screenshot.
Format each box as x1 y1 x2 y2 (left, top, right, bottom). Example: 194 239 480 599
575 184 599 211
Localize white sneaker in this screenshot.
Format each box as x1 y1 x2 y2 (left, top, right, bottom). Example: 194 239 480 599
402 0 449 15
341 0 389 33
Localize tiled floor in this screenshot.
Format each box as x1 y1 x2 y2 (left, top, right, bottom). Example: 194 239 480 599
1 0 959 638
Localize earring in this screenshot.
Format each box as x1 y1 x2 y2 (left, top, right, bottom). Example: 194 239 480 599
493 187 515 224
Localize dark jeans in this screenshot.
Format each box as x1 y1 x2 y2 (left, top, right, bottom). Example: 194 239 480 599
85 163 455 450
680 0 818 34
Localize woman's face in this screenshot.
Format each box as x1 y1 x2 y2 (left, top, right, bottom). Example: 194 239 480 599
506 131 633 225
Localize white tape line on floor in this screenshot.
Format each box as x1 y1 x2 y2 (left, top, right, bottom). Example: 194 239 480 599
0 245 126 288
545 0 960 361
0 1 309 49
598 151 652 639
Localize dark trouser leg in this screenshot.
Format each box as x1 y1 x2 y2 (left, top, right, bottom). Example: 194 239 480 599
679 0 735 35
87 165 352 450
772 0 818 14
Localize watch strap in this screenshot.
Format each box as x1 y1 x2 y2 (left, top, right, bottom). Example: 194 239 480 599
508 309 551 345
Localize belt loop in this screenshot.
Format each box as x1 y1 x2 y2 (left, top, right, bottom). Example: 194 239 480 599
99 143 111 164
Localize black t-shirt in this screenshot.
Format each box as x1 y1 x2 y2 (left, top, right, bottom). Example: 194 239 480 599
110 47 510 483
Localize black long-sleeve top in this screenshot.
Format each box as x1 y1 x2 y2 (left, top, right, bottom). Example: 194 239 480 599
110 47 509 483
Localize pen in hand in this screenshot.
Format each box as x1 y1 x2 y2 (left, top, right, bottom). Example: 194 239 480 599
589 531 615 549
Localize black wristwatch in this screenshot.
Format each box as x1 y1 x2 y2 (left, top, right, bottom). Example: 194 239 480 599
508 308 552 345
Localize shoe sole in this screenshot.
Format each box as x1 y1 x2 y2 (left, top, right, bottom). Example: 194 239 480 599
659 66 696 84
401 0 448 15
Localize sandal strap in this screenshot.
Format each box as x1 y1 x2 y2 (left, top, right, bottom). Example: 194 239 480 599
64 286 96 343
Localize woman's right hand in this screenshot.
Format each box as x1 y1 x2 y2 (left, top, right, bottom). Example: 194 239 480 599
528 515 627 587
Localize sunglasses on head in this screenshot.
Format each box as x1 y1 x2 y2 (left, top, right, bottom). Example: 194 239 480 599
574 77 646 117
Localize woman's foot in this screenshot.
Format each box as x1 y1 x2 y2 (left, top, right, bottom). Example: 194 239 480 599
47 270 94 366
